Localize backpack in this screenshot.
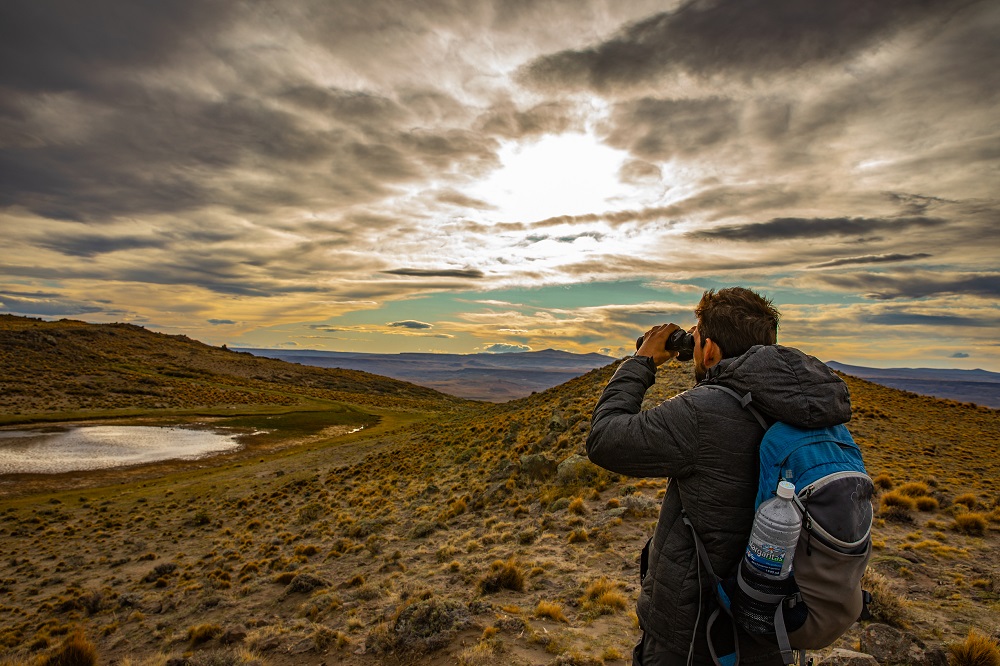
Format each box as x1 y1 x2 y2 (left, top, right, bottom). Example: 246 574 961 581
682 384 874 666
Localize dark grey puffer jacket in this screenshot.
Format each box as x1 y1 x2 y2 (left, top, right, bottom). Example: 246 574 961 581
586 345 851 662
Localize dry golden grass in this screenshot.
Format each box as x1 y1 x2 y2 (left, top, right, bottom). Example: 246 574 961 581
948 629 1000 666
534 600 568 623
0 335 997 665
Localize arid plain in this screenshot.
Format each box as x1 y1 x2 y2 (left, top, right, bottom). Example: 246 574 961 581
1 315 998 665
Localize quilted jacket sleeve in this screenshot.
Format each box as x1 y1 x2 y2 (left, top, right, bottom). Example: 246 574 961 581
586 357 699 479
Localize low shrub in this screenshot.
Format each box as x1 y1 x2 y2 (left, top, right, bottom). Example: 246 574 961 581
478 559 525 594
38 630 97 666
187 623 222 645
580 578 629 615
954 493 979 510
367 598 472 656
535 600 568 622
953 512 988 536
915 496 939 511
896 482 930 497
861 569 908 628
871 473 893 492
947 628 1000 666
879 491 916 522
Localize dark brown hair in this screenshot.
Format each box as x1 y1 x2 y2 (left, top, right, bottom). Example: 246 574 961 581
695 287 780 359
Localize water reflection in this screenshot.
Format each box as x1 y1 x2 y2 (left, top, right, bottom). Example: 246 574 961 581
0 425 244 474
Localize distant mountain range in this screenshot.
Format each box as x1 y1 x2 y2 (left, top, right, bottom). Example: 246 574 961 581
241 348 1000 409
240 348 617 402
826 361 1000 409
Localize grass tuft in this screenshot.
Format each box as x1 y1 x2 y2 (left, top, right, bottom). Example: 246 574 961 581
534 600 568 623
478 558 526 594
947 628 1000 666
38 629 97 666
953 513 988 536
187 623 222 645
861 568 908 628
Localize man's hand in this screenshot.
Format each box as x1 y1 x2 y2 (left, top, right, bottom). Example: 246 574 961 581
636 323 680 366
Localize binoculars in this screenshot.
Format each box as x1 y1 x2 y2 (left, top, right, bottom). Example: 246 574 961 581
635 328 695 362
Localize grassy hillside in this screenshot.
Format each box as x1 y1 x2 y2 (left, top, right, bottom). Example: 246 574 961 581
0 322 998 665
0 315 467 423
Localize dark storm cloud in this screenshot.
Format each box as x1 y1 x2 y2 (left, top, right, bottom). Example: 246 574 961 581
0 85 499 220
279 86 410 131
689 216 946 242
813 272 1000 300
0 292 106 316
859 312 997 328
382 268 485 279
519 0 964 92
602 97 740 159
0 1 503 222
34 233 166 258
0 1 233 93
0 289 62 299
387 320 433 329
521 184 808 229
808 253 934 269
0 256 327 300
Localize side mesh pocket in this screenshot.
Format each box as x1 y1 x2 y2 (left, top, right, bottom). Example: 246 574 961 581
788 532 871 649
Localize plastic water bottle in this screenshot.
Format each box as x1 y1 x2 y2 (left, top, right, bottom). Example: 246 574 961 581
733 480 802 634
745 480 801 579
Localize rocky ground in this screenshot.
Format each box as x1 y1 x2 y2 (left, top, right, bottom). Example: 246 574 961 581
0 326 998 665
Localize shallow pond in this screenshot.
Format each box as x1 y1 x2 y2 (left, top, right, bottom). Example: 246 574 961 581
0 425 246 474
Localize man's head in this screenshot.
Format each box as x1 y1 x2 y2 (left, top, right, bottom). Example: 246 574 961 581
692 287 780 381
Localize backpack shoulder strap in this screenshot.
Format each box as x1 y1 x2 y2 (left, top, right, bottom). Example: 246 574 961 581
681 507 741 666
702 384 769 431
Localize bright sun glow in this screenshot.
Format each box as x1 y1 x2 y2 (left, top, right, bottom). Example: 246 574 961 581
468 133 631 222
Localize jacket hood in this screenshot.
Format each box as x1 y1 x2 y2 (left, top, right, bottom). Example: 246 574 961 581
704 344 851 428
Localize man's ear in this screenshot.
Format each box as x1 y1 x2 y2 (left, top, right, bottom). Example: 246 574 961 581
703 337 723 368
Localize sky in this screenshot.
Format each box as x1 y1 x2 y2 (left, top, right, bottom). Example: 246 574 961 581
1 0 998 370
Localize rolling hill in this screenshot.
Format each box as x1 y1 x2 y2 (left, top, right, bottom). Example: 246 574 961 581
826 361 1000 409
0 316 998 665
241 348 616 402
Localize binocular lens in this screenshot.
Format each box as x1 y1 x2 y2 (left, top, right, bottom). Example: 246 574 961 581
635 328 695 362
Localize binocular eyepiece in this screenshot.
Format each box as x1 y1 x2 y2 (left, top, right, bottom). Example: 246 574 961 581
635 328 695 362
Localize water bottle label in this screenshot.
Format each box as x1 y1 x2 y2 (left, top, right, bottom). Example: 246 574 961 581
746 541 786 577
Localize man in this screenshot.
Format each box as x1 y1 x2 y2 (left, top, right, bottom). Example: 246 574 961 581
586 287 852 666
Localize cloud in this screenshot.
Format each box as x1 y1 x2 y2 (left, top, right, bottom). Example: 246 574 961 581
618 159 662 184
808 253 933 269
382 268 485 279
811 271 1000 300
0 1 234 94
689 216 946 242
476 100 581 139
602 97 740 160
1 1 998 370
387 320 432 330
33 233 167 258
519 0 963 93
433 189 494 210
858 312 997 328
482 343 532 353
208 319 236 325
0 292 107 316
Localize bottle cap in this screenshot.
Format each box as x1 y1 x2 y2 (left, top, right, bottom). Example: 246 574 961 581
776 480 796 499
